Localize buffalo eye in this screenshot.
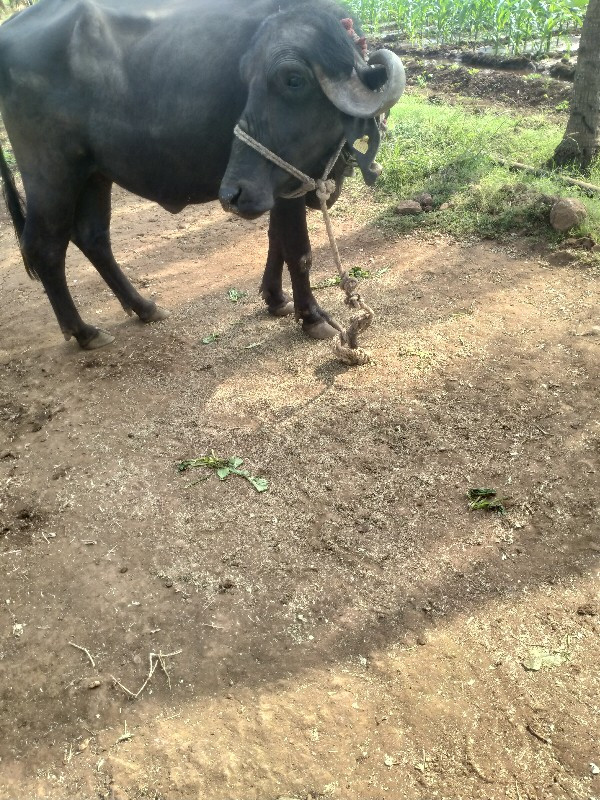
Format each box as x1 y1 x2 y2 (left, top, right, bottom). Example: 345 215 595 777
286 73 304 89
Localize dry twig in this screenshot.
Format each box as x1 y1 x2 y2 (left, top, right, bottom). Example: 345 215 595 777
493 157 600 194
69 641 96 668
110 650 182 699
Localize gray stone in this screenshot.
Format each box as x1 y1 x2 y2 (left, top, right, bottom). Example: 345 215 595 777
394 200 422 216
550 197 587 232
413 192 433 210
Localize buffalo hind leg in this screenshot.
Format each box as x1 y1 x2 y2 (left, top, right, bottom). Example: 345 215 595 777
268 197 338 340
72 174 169 325
20 205 114 350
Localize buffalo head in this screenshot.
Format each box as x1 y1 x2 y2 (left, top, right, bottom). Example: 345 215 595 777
219 5 405 218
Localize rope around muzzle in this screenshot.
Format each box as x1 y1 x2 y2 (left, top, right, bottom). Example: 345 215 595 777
233 124 374 366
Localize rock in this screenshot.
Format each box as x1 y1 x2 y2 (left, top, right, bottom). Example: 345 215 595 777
560 236 595 250
577 603 598 616
413 192 433 211
439 202 451 211
550 198 587 232
592 244 600 253
394 200 422 216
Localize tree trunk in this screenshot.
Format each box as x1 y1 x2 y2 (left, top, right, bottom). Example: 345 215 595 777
551 0 600 170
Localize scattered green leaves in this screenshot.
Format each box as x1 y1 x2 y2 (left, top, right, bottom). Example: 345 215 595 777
349 265 373 279
201 332 220 344
312 264 389 290
312 275 340 290
177 452 268 493
227 288 247 303
467 487 506 513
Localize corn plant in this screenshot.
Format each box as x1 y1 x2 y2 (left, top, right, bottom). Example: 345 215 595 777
347 0 588 55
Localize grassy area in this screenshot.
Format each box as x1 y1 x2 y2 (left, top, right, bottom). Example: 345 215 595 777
362 92 600 245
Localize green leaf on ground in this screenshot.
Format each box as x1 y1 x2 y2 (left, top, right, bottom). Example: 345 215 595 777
467 487 506 513
201 332 220 344
312 264 391 290
248 476 269 493
311 275 341 290
227 288 247 303
467 488 497 499
177 452 268 493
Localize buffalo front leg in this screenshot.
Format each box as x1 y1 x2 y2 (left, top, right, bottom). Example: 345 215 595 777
268 197 339 340
259 220 294 317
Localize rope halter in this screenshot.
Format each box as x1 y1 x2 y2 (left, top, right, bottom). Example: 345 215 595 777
233 124 374 366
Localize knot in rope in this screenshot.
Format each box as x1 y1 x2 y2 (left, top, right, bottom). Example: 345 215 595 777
315 178 337 203
233 124 374 365
339 274 359 299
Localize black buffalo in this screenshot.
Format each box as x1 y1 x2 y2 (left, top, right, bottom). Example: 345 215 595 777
0 0 405 349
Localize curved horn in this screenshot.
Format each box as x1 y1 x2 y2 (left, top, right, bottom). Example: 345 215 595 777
316 49 406 119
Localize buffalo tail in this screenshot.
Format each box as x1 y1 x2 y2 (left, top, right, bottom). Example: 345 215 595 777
0 143 34 278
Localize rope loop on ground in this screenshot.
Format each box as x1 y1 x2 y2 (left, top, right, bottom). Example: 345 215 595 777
233 124 374 365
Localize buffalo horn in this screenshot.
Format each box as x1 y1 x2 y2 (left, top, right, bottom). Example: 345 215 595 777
316 49 406 119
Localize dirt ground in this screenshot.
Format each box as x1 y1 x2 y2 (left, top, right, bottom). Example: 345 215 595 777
0 185 599 800
401 61 572 111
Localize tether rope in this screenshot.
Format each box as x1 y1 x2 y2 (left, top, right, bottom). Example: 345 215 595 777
234 124 374 366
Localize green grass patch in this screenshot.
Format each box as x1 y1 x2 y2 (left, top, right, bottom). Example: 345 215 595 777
370 93 600 243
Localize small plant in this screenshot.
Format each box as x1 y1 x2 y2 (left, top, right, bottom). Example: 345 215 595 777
177 452 269 493
227 288 247 303
312 264 375 289
201 332 220 344
467 487 506 513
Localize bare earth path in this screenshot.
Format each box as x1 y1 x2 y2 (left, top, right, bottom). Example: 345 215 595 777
0 188 598 800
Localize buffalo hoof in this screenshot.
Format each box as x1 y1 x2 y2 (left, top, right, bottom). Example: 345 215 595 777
140 305 170 323
268 300 294 317
81 328 115 350
302 319 338 340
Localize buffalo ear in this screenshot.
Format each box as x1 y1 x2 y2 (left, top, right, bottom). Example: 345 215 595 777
342 116 381 186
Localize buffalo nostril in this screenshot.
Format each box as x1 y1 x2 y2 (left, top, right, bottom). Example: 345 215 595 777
219 185 242 212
